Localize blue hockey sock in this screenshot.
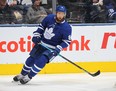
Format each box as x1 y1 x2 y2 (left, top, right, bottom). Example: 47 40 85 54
21 56 35 76
28 55 48 77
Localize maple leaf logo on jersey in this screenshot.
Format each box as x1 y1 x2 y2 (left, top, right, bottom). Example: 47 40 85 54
44 27 55 39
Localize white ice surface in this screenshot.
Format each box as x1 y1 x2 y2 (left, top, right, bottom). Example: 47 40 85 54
0 72 116 91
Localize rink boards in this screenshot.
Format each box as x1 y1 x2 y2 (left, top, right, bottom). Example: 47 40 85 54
0 24 116 75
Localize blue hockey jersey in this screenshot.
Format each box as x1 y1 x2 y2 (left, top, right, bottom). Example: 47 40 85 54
33 14 72 50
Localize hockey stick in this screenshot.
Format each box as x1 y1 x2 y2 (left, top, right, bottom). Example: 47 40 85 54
40 44 100 77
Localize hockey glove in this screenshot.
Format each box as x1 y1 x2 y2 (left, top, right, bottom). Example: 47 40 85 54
42 46 61 63
51 47 61 56
32 37 41 44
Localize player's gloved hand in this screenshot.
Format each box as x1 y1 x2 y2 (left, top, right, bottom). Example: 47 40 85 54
32 37 41 44
51 47 60 56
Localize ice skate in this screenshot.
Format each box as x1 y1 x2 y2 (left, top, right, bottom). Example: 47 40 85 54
13 74 25 82
20 75 32 84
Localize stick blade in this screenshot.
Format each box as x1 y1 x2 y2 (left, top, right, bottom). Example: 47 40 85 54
91 70 100 77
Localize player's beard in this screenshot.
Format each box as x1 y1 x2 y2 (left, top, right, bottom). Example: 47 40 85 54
55 16 65 23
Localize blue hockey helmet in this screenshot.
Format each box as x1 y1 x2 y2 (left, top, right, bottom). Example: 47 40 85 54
56 5 66 14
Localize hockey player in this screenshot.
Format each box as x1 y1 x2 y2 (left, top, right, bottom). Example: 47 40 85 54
13 5 72 84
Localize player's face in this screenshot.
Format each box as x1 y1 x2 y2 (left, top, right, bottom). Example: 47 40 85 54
56 12 65 23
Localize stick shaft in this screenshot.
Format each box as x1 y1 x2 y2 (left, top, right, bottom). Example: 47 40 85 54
40 44 100 77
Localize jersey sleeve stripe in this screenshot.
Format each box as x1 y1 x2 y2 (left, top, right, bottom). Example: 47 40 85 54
62 40 71 46
38 26 44 31
33 32 41 37
39 23 44 28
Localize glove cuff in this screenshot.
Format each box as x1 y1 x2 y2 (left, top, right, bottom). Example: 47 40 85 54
55 45 62 54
